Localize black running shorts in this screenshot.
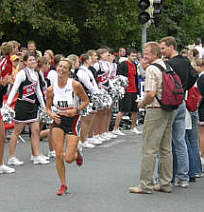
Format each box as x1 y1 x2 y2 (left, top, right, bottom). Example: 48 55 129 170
119 92 138 113
53 115 79 135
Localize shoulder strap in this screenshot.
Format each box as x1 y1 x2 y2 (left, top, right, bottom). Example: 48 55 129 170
151 63 166 72
151 62 173 73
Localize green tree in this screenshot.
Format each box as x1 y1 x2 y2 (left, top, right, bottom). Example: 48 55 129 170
0 0 79 54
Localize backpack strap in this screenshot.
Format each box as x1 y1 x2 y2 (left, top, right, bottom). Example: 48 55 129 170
150 62 171 107
151 62 173 73
151 63 166 72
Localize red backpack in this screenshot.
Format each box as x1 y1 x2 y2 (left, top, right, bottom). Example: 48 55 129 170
186 86 201 112
151 62 185 111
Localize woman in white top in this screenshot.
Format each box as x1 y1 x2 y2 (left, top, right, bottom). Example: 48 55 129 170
76 54 100 148
105 50 118 138
46 58 89 195
6 53 49 166
36 57 55 158
93 48 114 141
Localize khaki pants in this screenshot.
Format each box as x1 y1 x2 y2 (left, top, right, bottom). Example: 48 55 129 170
139 108 174 191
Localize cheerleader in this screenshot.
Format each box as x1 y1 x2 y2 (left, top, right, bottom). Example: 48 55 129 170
0 74 15 174
76 53 100 148
46 58 89 195
6 53 49 166
43 49 54 78
105 50 118 138
93 48 115 141
37 57 55 159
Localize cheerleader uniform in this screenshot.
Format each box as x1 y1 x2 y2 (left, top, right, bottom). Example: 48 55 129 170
52 77 80 135
7 67 45 123
76 65 99 96
76 65 99 114
94 60 111 90
109 63 117 80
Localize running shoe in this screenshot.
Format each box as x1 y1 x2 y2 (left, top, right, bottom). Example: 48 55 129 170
106 132 118 138
76 150 83 166
130 127 142 135
30 154 50 161
87 137 103 145
33 156 50 165
112 129 125 136
82 140 95 149
56 185 68 196
95 135 106 142
8 157 24 166
100 133 111 141
0 164 15 174
174 178 189 188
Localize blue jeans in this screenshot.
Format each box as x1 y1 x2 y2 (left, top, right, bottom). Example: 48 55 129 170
185 111 202 177
172 101 189 181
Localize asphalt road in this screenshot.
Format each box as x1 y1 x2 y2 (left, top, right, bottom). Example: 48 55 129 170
0 130 204 212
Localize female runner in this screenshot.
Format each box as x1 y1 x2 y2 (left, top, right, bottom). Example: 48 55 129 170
46 58 89 195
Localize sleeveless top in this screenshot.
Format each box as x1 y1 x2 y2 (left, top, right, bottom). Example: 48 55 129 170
96 61 110 89
109 63 117 80
53 78 78 112
18 68 38 104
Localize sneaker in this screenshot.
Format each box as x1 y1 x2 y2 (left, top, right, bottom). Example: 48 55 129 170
82 140 95 149
8 157 24 166
195 173 204 178
174 178 189 188
100 133 111 141
112 129 125 136
0 164 15 174
95 135 106 142
41 154 50 160
48 151 56 158
106 132 118 139
76 150 83 166
56 185 68 196
31 154 50 161
87 137 103 145
129 186 152 194
33 156 50 165
130 127 142 135
179 181 189 188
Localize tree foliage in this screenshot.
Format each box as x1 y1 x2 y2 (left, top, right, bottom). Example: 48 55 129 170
0 0 203 54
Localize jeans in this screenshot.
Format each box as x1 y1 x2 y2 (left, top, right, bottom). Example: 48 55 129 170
185 111 202 177
172 101 189 181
